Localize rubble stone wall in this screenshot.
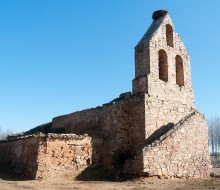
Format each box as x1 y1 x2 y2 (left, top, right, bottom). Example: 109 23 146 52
51 94 146 171
147 15 194 106
133 14 195 140
0 134 95 179
36 134 93 179
0 135 41 178
101 95 146 171
51 107 104 169
133 15 194 107
145 94 193 139
124 110 211 178
52 107 103 136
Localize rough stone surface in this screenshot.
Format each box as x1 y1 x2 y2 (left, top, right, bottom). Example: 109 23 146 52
124 110 211 178
36 134 93 179
0 11 211 179
0 133 93 179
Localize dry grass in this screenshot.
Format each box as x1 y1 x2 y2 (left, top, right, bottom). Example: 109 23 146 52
0 168 220 190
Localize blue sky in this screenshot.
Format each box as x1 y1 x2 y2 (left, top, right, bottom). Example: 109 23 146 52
0 0 219 133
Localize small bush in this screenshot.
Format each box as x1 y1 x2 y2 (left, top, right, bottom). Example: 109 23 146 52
0 127 13 140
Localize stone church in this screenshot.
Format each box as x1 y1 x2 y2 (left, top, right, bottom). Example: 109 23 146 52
0 10 211 179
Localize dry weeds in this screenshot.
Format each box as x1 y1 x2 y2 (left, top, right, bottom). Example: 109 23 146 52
0 168 219 190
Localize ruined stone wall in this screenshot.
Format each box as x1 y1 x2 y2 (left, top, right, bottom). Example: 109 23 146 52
51 107 104 167
0 11 211 180
127 95 146 153
101 94 146 171
51 94 146 172
144 94 193 139
0 133 96 179
0 135 41 178
52 107 103 136
101 100 130 171
124 110 211 178
36 134 93 179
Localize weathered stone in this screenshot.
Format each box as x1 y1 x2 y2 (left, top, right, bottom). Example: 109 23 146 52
0 10 211 180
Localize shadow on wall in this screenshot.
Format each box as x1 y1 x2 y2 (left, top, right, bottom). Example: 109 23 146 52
76 166 139 182
0 95 148 181
67 125 140 181
0 164 31 181
75 137 140 181
145 122 174 145
49 95 147 181
0 136 41 180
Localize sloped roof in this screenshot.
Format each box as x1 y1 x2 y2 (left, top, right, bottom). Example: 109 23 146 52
136 15 166 47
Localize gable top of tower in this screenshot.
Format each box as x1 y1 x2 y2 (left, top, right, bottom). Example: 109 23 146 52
137 12 174 47
136 10 189 56
133 10 191 95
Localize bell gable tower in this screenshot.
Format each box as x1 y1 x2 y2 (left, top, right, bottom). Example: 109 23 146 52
132 10 194 108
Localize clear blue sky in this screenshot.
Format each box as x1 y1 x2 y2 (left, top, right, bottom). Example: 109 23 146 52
0 0 219 133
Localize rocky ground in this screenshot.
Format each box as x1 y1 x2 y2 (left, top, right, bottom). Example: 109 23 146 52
0 168 220 190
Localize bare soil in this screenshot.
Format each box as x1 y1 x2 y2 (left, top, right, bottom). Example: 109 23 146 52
0 168 220 190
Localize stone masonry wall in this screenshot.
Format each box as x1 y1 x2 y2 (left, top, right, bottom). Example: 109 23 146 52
147 14 194 106
0 11 211 179
0 133 94 179
0 135 41 178
133 15 194 108
36 134 93 179
51 94 146 172
52 107 103 136
51 107 104 167
145 94 193 139
101 94 146 171
124 110 211 178
133 14 195 140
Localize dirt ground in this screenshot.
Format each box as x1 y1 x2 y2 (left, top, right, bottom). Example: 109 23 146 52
0 168 220 190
